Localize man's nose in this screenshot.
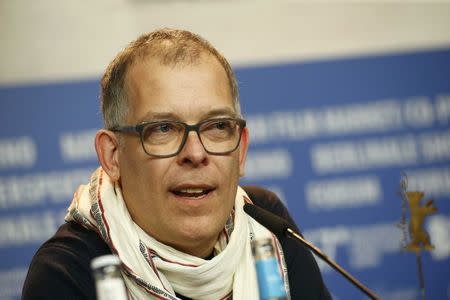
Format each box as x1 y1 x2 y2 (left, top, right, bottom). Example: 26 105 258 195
176 131 208 166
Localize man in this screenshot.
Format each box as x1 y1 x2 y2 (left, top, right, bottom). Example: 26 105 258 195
22 29 331 299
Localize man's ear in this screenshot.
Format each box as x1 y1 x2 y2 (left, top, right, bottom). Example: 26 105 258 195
238 127 249 177
95 129 120 181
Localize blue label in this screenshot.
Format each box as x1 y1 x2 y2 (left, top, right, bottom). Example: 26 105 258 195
255 258 287 300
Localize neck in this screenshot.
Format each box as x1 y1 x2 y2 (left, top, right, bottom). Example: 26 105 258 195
141 224 220 259
168 235 218 259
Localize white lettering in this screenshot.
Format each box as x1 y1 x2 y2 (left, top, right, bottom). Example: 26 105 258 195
322 100 402 134
403 97 434 127
59 129 97 162
348 223 400 269
0 211 63 247
305 226 351 272
248 115 270 144
0 268 28 299
435 94 450 125
305 222 401 271
419 129 450 161
247 99 403 144
427 215 450 261
245 149 293 180
0 137 36 169
306 176 381 210
406 167 450 198
311 135 418 174
0 168 93 209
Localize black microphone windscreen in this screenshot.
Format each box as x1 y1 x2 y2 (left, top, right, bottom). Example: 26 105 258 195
243 203 290 239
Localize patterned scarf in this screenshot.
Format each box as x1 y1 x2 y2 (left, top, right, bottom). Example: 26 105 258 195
66 167 290 300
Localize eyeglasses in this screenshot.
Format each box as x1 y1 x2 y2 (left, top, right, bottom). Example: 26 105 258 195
111 118 246 158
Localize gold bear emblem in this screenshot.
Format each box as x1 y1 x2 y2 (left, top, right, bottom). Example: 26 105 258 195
405 191 438 252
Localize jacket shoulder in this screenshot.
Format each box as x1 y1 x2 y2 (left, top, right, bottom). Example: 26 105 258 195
22 222 110 300
242 185 300 232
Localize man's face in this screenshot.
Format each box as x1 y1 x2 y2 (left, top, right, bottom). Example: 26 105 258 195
117 54 248 257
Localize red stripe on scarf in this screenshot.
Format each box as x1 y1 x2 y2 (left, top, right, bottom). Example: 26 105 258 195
147 248 199 267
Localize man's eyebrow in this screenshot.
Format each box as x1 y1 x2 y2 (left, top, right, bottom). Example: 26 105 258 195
202 108 238 119
137 112 179 123
138 107 238 123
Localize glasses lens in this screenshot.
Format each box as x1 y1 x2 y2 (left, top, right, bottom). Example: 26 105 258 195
199 119 242 154
139 119 244 157
141 121 184 156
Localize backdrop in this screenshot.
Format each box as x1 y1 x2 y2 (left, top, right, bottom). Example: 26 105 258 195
1 48 449 300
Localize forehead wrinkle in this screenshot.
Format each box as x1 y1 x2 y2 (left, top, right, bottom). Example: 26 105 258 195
137 106 238 124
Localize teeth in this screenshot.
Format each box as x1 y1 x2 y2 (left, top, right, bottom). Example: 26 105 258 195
179 188 205 193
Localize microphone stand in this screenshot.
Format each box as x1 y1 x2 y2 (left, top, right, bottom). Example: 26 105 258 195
286 228 381 300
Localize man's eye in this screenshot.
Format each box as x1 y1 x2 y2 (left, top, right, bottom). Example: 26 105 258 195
214 121 227 130
211 120 234 130
146 123 173 134
143 123 175 139
158 123 172 132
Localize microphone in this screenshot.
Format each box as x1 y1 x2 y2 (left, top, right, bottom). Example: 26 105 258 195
243 203 380 300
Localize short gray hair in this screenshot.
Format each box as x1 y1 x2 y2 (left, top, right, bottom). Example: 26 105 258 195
101 28 241 129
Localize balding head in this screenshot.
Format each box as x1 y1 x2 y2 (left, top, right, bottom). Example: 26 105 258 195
101 28 240 130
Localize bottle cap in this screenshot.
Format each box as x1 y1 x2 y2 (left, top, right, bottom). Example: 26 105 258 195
91 254 121 270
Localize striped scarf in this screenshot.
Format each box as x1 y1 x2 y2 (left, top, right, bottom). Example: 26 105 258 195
66 167 290 300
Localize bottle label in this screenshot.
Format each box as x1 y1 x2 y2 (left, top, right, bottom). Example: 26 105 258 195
95 278 128 300
255 258 287 300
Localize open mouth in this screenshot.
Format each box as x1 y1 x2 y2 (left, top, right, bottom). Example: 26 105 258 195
171 187 214 199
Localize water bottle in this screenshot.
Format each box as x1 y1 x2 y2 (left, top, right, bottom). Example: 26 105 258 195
252 238 288 300
91 254 128 300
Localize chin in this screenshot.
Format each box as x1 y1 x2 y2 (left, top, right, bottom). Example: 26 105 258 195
177 215 223 241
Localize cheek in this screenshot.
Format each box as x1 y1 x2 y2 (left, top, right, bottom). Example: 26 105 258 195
228 154 242 180
119 148 144 182
119 143 171 197
218 155 242 197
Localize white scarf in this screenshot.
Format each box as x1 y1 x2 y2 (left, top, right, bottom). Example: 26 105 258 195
66 167 290 300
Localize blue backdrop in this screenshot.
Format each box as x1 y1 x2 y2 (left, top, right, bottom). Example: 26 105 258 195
1 48 449 300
